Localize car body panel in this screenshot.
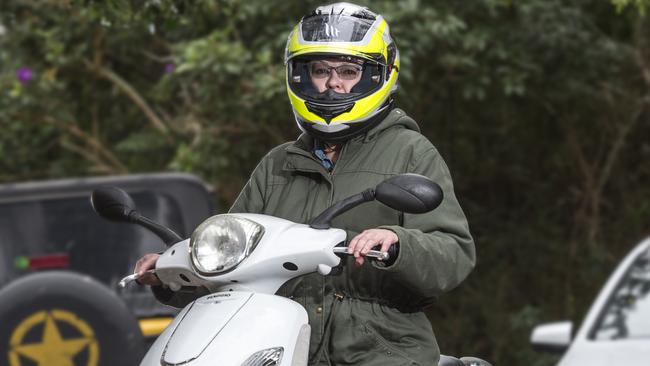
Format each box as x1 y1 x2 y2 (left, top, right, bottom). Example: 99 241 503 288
532 238 650 366
0 173 216 322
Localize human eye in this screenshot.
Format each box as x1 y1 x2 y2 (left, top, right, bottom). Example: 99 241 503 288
339 66 360 78
310 63 329 77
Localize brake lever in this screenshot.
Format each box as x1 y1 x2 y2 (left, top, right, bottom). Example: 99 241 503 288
119 269 156 288
332 247 389 261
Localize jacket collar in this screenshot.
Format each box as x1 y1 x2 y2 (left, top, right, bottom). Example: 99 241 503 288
282 108 420 173
362 108 419 142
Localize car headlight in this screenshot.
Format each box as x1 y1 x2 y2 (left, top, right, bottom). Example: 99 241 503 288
241 347 283 366
190 215 264 275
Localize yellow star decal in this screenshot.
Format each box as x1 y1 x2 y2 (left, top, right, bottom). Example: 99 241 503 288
8 309 99 366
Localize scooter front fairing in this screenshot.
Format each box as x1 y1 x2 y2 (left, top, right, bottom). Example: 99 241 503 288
142 291 310 366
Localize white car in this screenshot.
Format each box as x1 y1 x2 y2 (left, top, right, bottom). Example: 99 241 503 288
530 237 650 365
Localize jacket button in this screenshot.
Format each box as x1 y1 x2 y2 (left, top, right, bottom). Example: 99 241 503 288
316 306 323 314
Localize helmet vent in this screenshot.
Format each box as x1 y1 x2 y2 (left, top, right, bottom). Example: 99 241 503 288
305 100 355 124
351 9 376 20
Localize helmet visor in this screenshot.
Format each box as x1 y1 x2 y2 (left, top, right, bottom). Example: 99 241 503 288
309 61 362 81
300 14 375 43
288 56 384 104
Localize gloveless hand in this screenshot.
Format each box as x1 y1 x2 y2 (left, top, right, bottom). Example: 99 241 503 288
347 228 398 267
134 253 162 286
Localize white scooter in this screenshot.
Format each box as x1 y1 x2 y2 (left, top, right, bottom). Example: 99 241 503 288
91 174 491 366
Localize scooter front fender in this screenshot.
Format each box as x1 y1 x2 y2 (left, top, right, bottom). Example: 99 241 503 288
141 291 310 366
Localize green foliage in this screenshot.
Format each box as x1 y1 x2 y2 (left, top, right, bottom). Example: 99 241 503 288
613 0 650 14
2 1 650 365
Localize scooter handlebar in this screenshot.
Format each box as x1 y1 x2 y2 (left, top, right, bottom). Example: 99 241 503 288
332 247 391 261
118 269 156 288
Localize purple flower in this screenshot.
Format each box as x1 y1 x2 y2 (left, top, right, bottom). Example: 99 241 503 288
16 67 34 83
164 63 175 73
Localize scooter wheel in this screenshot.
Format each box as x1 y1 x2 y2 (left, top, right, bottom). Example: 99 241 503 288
0 270 145 366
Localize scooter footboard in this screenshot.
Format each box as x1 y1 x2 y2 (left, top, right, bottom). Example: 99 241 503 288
141 291 310 366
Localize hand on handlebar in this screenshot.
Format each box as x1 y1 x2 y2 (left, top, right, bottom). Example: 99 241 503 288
134 253 162 286
347 228 398 267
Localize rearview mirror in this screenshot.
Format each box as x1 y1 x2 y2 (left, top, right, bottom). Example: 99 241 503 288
91 186 138 222
91 186 183 245
310 174 443 229
375 174 443 214
530 321 572 354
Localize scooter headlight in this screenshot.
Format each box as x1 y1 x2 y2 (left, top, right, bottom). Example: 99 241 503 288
190 215 264 275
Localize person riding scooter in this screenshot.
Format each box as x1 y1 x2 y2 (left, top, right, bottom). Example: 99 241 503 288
135 3 476 365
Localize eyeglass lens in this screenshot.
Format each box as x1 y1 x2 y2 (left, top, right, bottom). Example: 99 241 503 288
310 62 362 80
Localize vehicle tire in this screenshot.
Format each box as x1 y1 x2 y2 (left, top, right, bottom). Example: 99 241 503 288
0 270 145 366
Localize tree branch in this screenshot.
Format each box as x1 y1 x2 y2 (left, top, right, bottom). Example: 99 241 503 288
41 115 129 174
141 50 175 63
82 59 173 140
596 97 648 193
634 15 650 87
60 139 116 174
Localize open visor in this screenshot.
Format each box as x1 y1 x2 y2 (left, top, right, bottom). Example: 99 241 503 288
287 56 385 104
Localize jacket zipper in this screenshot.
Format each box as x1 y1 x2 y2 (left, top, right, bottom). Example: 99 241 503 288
327 142 347 206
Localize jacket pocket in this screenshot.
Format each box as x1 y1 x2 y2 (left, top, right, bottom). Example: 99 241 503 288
363 322 421 365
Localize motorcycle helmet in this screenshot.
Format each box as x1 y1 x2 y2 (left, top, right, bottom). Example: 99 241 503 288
284 2 400 142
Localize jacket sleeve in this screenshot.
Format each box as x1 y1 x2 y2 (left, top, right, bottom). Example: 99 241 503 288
375 146 476 298
150 155 270 308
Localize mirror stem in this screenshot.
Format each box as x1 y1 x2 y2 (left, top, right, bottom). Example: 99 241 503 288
129 212 183 245
310 188 375 229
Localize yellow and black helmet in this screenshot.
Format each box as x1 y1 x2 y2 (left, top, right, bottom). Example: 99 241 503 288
285 2 400 142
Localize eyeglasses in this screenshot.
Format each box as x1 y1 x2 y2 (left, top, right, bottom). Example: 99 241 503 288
309 62 363 80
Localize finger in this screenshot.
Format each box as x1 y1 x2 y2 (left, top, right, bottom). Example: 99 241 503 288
348 233 363 254
135 254 159 274
365 232 388 254
377 231 397 253
347 235 361 254
144 257 157 269
144 254 159 264
354 238 372 257
348 235 361 255
355 256 365 266
373 234 392 252
136 261 150 275
134 260 146 274
380 241 392 253
361 239 377 255
348 231 370 254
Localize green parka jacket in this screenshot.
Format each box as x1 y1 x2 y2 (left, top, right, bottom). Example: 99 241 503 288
227 108 476 365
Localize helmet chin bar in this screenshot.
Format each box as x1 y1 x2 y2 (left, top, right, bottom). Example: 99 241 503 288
298 99 394 143
305 99 356 124
311 123 349 133
304 89 359 123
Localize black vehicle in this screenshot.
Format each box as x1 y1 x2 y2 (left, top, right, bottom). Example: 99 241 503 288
0 173 216 366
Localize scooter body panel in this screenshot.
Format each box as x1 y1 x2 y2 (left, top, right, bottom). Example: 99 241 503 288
154 214 345 295
141 291 310 366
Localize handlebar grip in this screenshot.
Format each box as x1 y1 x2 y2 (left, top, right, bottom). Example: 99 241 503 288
386 243 399 263
332 244 400 264
118 269 156 288
365 250 389 261
333 247 387 259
